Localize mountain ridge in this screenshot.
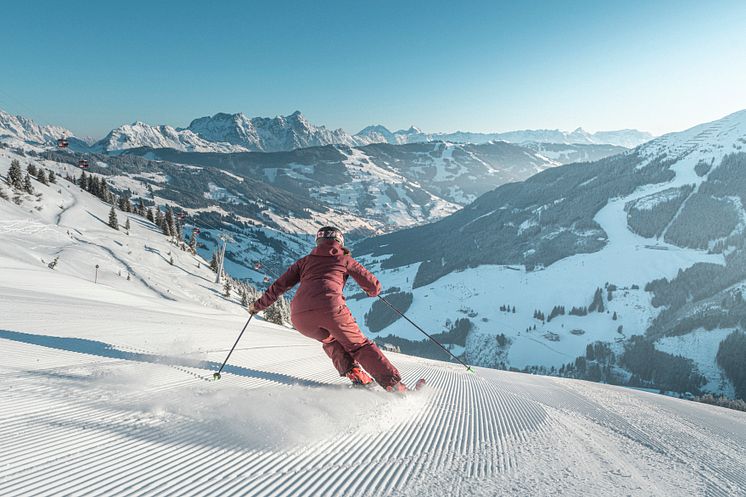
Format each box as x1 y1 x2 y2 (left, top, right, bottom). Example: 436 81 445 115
0 107 653 153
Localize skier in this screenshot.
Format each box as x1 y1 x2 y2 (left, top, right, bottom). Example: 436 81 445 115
249 226 407 392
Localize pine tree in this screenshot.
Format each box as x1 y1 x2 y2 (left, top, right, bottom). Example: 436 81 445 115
37 168 48 185
138 198 145 216
210 251 219 272
100 181 110 203
78 171 88 190
125 218 131 234
162 219 172 237
189 231 197 252
23 174 34 194
8 160 23 189
240 289 249 307
264 297 290 326
589 288 605 313
165 207 177 239
155 209 165 228
89 176 98 196
27 163 38 176
47 170 56 184
173 218 182 241
146 208 155 222
264 302 280 324
108 206 119 230
223 278 232 297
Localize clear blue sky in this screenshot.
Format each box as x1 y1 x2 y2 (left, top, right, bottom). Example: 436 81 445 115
2 0 745 138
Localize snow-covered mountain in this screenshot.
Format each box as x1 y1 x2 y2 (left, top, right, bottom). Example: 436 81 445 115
1 107 653 154
187 111 365 152
92 121 248 153
0 109 72 146
352 109 746 401
355 125 654 148
91 111 373 154
1 147 743 496
130 139 563 202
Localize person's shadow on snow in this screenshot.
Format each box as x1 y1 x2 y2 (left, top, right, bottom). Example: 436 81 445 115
0 329 325 388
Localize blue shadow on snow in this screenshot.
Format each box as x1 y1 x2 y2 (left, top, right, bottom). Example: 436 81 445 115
0 329 325 388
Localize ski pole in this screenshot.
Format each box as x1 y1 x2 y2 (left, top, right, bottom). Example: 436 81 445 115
212 314 254 380
377 295 474 374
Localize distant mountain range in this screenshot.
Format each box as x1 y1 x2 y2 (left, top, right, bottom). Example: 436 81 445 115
0 108 654 154
356 125 653 148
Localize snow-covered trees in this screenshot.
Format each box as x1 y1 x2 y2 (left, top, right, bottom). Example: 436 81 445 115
36 168 48 185
155 209 165 230
47 170 56 184
189 230 197 253
125 218 131 234
23 174 34 194
27 163 37 177
75 171 114 204
547 305 566 322
569 306 588 316
78 170 88 189
264 296 291 326
108 206 119 230
589 288 605 313
118 194 132 214
8 160 24 189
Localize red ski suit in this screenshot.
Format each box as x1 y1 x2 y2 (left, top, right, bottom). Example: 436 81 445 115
253 239 401 388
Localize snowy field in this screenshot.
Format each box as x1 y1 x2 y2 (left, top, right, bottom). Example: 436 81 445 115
1 150 745 496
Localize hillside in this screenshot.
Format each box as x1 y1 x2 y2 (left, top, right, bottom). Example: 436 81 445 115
1 149 744 496
352 110 746 400
25 139 580 283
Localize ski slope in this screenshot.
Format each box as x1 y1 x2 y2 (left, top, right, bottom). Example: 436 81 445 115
1 150 745 496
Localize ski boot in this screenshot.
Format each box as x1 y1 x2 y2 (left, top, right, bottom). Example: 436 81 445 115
385 381 408 394
346 366 374 386
386 379 426 393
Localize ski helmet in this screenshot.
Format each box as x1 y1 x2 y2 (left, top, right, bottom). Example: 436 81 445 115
316 226 344 245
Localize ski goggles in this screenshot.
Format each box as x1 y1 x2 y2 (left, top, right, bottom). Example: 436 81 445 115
316 228 344 245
